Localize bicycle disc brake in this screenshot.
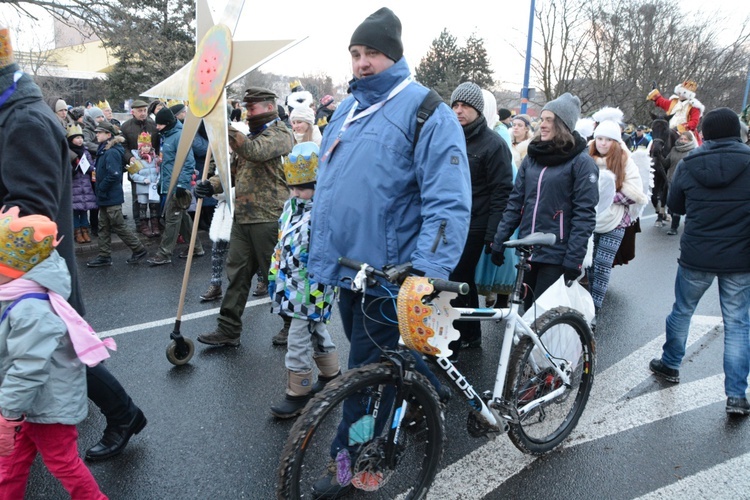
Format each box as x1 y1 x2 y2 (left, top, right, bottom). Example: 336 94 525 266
351 438 396 492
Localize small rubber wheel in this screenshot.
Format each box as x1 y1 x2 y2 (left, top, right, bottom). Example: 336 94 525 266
166 338 194 366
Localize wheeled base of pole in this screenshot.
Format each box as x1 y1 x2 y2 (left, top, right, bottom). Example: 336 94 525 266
166 320 195 365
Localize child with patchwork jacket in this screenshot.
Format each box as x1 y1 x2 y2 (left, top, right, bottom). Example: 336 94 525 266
67 123 98 244
269 142 340 419
0 207 114 498
128 131 161 238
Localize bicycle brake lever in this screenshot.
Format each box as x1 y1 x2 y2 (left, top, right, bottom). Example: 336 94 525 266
382 262 413 284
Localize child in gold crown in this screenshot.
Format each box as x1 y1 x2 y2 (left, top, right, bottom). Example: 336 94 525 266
269 142 340 419
129 131 161 237
0 207 112 498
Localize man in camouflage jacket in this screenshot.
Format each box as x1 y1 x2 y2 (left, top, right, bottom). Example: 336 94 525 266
195 87 294 346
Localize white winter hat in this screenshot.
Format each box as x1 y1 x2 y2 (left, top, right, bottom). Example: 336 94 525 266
290 105 315 125
593 120 621 141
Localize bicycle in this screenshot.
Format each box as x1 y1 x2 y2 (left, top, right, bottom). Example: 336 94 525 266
277 232 596 499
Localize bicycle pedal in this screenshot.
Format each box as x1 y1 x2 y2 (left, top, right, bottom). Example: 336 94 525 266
466 410 504 438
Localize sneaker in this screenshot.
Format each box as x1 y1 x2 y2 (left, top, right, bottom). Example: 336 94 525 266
200 284 222 302
726 397 750 416
311 457 352 499
126 248 148 264
667 228 678 236
146 254 172 266
649 358 680 383
252 281 268 297
87 255 112 268
178 248 205 259
196 330 240 347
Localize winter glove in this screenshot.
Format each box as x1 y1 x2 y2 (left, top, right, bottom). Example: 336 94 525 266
175 187 187 197
194 180 214 198
563 267 581 286
490 246 506 267
0 414 24 457
484 241 493 254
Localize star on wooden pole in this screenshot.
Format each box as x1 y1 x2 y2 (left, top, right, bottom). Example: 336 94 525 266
142 0 301 215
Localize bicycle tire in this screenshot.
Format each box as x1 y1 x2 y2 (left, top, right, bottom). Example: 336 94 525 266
505 306 595 454
277 362 445 499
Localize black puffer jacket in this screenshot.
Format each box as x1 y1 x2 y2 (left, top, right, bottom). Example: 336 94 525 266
668 138 750 273
462 116 513 241
494 134 599 270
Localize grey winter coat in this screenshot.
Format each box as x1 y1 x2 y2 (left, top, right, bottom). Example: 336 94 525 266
0 252 87 423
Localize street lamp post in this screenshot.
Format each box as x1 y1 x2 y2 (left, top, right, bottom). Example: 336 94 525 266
520 0 536 114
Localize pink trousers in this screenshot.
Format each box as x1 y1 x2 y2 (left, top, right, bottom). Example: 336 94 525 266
0 422 107 499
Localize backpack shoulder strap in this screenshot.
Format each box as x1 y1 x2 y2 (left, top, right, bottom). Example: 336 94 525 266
413 89 444 151
0 292 50 323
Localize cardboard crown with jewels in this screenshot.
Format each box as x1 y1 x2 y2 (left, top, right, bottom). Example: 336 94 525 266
675 79 698 99
283 142 319 187
97 100 111 110
137 131 152 146
0 206 59 279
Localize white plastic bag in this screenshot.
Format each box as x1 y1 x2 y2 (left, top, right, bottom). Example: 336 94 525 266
521 275 595 327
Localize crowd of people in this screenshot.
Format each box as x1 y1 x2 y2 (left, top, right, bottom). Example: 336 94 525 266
1 8 749 498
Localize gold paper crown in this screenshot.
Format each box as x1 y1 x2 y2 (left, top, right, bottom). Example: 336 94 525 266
0 206 59 279
0 26 14 68
681 80 698 92
289 80 302 90
283 152 319 186
137 131 152 145
97 100 111 110
166 99 184 108
66 123 83 138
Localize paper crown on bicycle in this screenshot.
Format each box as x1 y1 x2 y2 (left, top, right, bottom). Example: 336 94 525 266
0 206 60 278
283 142 319 187
397 277 461 357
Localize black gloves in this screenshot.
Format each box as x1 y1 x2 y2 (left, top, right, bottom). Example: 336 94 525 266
563 267 580 286
484 241 493 254
194 180 214 198
490 245 505 267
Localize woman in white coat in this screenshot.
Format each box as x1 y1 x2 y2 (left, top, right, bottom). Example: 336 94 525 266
587 120 648 314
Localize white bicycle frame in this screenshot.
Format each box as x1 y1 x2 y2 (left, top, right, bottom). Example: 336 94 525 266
423 299 573 429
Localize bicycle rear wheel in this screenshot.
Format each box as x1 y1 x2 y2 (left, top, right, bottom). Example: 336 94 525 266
277 362 445 499
505 306 595 454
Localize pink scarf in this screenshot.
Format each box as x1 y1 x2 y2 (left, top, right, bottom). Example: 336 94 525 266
0 279 116 366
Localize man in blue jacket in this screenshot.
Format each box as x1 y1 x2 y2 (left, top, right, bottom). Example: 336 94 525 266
147 107 204 266
650 108 750 416
306 7 471 496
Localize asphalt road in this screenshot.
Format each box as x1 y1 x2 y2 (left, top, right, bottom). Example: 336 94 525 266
24 211 750 499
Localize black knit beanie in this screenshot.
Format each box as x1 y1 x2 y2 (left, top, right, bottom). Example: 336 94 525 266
349 8 403 62
155 107 176 130
701 107 740 140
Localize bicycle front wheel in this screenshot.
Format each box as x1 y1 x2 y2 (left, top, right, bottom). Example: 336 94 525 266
505 306 595 454
277 362 445 499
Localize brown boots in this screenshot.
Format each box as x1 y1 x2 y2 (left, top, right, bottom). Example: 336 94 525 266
272 316 292 346
138 219 152 237
150 217 161 237
75 227 92 244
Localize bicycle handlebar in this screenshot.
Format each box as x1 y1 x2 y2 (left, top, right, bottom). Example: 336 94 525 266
338 257 469 295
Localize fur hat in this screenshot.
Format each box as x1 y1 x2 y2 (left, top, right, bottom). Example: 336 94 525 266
349 7 403 62
542 93 581 133
287 90 313 110
0 206 59 279
68 107 85 121
451 82 484 115
593 120 622 141
575 117 596 139
290 105 315 125
674 80 698 100
66 123 83 139
591 106 624 125
0 25 14 69
702 107 740 141
87 107 104 120
283 142 319 187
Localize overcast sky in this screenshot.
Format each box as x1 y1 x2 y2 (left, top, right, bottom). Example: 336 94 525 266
3 0 749 93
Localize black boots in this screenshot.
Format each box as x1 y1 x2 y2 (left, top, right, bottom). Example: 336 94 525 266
85 408 147 461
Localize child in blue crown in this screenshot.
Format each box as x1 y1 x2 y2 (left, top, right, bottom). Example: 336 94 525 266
269 142 340 419
0 206 112 498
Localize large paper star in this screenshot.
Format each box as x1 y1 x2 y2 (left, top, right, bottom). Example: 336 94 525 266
142 0 301 215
